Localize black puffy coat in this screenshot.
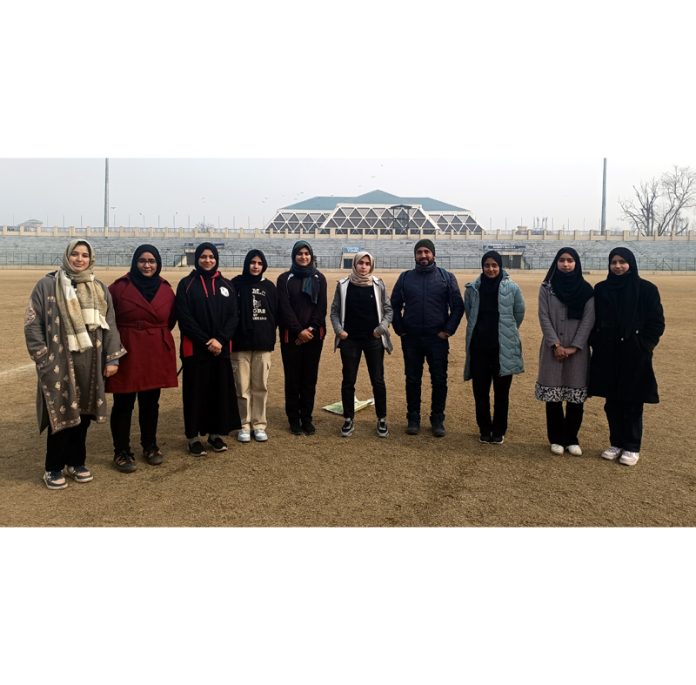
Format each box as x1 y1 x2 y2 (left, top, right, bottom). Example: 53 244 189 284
588 278 665 403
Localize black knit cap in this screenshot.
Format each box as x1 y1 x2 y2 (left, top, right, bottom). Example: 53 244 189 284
414 238 436 256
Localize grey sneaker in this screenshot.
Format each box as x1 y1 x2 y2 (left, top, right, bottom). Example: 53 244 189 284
601 446 622 461
43 470 68 490
237 430 251 443
377 418 389 438
65 465 93 483
253 429 268 442
619 450 640 466
341 418 354 437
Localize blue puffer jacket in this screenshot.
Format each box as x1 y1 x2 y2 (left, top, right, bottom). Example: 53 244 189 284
463 272 525 380
391 265 464 336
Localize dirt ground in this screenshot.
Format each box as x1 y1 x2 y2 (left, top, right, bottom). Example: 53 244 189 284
1 267 694 527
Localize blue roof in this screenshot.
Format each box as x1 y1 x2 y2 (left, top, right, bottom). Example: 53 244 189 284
282 189 466 212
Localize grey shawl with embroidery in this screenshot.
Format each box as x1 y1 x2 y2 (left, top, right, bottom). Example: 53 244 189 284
24 273 127 434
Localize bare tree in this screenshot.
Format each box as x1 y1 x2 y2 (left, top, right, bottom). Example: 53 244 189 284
619 166 696 236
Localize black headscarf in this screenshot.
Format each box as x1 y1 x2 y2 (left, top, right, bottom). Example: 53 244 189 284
479 249 504 302
473 250 503 348
290 240 320 304
233 249 268 338
604 246 641 337
194 242 220 280
543 246 594 319
129 243 162 302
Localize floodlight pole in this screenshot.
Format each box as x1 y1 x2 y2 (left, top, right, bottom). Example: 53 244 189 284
104 158 110 237
600 157 607 235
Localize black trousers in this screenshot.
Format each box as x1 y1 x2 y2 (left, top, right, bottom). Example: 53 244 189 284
604 399 644 452
280 338 324 422
400 332 449 420
470 346 512 437
339 336 386 419
545 401 584 446
110 389 161 454
45 415 92 471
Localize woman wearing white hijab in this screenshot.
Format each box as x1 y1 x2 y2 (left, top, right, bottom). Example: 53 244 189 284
330 251 393 438
24 239 126 489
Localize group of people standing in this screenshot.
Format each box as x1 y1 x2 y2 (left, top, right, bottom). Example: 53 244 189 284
24 238 664 490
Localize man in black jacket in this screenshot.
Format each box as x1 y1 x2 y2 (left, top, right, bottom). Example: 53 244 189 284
391 239 464 437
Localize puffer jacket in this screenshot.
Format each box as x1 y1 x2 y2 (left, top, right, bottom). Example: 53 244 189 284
463 272 525 380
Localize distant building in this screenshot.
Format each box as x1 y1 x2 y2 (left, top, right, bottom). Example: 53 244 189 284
265 189 484 236
18 219 44 229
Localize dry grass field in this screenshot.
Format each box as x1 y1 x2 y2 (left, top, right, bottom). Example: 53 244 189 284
1 267 694 527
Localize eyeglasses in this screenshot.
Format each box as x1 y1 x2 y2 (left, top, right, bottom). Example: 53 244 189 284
137 259 157 265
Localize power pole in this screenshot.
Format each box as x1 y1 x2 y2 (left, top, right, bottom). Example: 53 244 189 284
601 157 607 235
104 158 110 236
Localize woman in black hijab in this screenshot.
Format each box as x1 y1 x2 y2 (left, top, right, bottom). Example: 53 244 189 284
230 249 278 443
535 247 594 457
588 247 665 466
276 240 327 435
463 250 525 444
107 244 178 471
175 242 241 456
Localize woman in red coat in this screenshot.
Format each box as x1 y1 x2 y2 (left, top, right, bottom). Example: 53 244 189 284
107 244 178 471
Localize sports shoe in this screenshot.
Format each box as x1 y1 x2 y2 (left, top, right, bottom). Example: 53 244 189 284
188 440 207 457
377 418 389 438
490 434 505 444
143 446 163 466
341 418 354 437
289 419 302 435
237 430 251 443
301 419 316 436
601 446 622 461
114 449 137 473
253 429 268 442
566 444 583 457
479 433 492 443
43 470 68 490
207 436 228 452
65 465 93 483
619 450 640 466
406 418 420 435
550 443 564 455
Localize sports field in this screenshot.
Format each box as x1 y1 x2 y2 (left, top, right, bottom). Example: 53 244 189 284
1 268 693 526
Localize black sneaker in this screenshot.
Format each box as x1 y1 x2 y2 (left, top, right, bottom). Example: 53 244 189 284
430 414 446 438
207 436 228 452
114 450 137 473
490 434 505 444
406 419 420 435
377 418 389 438
341 418 354 437
479 433 492 444
301 419 316 436
188 440 207 457
289 419 302 435
143 445 163 465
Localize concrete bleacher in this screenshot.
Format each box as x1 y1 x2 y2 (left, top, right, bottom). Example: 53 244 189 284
2 234 696 271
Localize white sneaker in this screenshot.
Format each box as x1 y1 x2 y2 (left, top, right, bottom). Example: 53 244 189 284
237 430 251 443
253 429 268 442
601 446 622 461
619 450 640 466
566 444 583 456
550 443 564 455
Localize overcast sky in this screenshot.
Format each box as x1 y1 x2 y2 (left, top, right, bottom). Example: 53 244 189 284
2 1 694 233
0 156 690 231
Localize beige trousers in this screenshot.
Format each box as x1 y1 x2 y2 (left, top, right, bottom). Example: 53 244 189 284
230 350 272 431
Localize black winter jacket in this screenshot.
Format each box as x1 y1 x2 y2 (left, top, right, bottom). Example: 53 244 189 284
588 278 665 403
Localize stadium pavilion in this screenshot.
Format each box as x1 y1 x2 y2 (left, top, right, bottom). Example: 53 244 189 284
265 190 484 236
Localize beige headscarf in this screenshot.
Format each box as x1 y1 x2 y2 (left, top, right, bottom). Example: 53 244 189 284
349 251 375 287
55 239 109 352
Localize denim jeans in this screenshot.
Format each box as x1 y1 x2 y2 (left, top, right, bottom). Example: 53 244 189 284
400 332 449 419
